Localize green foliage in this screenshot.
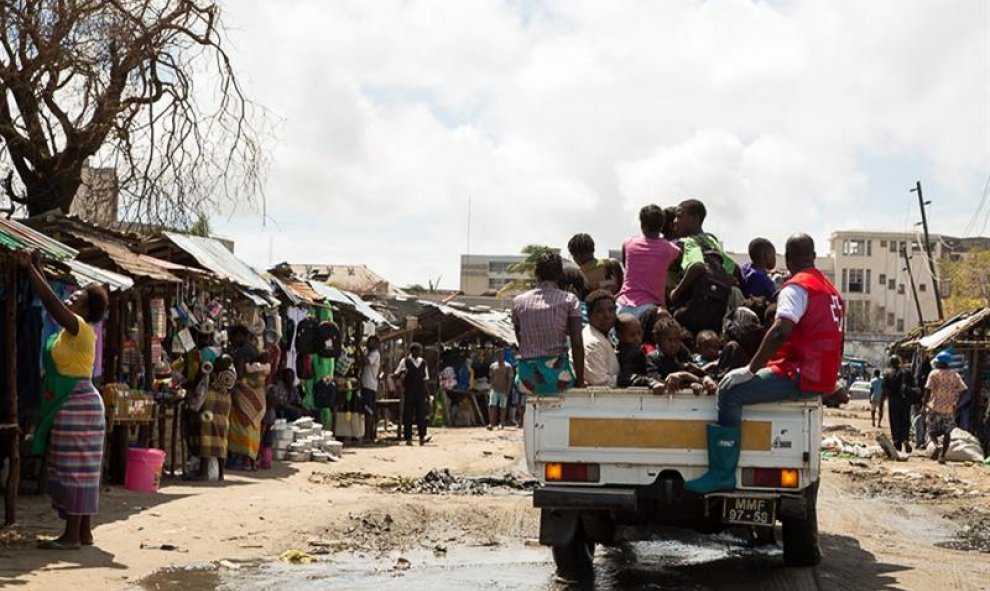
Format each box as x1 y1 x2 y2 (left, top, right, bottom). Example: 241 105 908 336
498 244 555 296
943 249 990 316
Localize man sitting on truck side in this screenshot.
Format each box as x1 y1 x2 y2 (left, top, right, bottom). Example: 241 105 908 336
582 289 620 387
686 234 844 494
512 252 586 395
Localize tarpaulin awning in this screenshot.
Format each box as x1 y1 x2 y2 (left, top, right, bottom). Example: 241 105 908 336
65 259 135 292
161 232 272 293
0 217 77 260
307 282 357 308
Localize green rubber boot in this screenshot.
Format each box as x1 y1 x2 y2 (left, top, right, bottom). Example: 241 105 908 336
684 424 741 494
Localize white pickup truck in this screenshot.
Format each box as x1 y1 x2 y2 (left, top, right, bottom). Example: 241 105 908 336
525 387 823 575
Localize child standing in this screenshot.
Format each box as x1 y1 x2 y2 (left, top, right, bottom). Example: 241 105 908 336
869 369 884 427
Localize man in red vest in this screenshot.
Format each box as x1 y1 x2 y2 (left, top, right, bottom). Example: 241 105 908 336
687 234 844 493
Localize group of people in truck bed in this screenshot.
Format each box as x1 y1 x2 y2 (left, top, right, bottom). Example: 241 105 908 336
510 198 783 398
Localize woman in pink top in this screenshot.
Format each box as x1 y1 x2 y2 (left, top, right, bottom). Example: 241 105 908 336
616 205 681 317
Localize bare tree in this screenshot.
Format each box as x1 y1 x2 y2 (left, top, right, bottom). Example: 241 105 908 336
0 0 267 226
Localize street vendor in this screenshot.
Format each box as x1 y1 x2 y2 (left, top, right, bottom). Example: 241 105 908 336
686 234 844 494
17 249 109 550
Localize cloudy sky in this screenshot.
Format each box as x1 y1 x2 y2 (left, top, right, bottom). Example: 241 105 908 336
211 0 988 289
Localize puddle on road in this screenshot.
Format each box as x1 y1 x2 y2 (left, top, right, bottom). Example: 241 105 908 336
135 529 785 591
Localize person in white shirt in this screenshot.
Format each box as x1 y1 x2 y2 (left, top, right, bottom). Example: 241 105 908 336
582 290 620 387
359 336 382 442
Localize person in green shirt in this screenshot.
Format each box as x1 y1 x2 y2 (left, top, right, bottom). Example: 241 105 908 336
669 198 738 306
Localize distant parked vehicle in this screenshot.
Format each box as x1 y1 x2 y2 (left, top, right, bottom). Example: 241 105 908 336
822 383 849 408
847 380 871 400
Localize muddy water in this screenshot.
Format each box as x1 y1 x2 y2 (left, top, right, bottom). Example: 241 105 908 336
135 529 844 591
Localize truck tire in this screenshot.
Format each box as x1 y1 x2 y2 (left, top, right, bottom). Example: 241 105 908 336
782 481 822 567
551 525 595 577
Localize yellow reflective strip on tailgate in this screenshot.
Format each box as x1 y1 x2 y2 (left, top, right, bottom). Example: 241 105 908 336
567 418 772 451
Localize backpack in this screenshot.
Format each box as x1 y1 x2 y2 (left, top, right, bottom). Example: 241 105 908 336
315 320 342 359
313 378 338 409
294 317 318 355
673 234 733 334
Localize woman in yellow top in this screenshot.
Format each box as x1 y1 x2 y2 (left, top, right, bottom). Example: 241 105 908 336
16 250 108 550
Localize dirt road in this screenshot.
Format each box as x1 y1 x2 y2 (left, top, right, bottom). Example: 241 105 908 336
1 402 988 590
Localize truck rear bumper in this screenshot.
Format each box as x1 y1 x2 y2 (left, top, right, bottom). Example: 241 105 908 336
533 486 639 511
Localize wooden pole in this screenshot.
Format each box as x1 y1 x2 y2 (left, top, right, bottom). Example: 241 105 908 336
4 261 20 526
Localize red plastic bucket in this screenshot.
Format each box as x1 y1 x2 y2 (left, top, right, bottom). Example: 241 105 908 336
124 448 166 493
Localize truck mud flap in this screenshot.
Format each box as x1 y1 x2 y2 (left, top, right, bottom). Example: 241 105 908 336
539 509 580 546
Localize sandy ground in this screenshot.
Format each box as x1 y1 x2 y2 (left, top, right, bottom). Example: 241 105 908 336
0 402 988 590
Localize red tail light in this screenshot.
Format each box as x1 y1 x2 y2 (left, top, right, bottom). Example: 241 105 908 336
545 462 600 482
741 468 799 489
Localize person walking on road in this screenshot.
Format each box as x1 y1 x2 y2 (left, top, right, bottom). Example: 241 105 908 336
884 355 917 453
686 234 844 494
869 369 884 427
394 343 431 446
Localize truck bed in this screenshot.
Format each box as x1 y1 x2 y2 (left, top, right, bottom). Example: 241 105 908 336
525 387 822 492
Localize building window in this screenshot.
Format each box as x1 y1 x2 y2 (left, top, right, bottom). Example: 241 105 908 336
900 241 907 253
912 241 922 252
888 279 895 290
897 319 905 332
488 262 512 274
841 269 848 292
843 239 867 256
879 273 886 285
919 283 927 292
887 312 895 327
867 240 872 257
880 240 888 248
889 241 897 253
848 269 865 293
898 283 905 295
865 269 871 294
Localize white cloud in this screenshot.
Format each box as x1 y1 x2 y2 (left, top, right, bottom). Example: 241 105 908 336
213 0 988 288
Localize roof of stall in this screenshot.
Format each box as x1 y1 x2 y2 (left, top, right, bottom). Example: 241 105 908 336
382 296 515 345
154 232 272 293
0 217 77 260
65 259 135 292
914 308 990 352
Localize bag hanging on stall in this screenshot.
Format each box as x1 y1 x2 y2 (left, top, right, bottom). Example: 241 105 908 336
296 353 315 380
315 320 342 359
313 377 338 409
294 317 318 355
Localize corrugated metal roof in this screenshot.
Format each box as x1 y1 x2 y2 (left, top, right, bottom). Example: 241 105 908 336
307 282 357 307
65 260 135 292
162 232 272 293
340 290 395 327
63 227 180 283
917 308 990 351
0 217 77 260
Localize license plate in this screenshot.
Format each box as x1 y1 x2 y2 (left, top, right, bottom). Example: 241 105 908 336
722 497 775 526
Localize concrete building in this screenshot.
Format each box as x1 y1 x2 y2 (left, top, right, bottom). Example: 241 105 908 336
460 254 527 296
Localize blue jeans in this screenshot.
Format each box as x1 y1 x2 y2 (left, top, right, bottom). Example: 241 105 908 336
717 369 817 426
617 303 657 319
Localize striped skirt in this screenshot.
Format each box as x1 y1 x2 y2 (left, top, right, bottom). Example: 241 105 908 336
48 380 106 517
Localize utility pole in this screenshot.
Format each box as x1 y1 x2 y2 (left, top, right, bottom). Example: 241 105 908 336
911 181 944 320
902 247 925 333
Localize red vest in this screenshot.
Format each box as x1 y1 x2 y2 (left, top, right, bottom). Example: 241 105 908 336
767 268 844 393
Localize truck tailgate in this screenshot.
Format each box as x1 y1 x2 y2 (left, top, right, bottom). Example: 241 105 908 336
526 388 822 488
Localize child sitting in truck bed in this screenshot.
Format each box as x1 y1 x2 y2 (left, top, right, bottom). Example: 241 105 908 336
692 329 721 373
646 316 717 395
616 314 653 388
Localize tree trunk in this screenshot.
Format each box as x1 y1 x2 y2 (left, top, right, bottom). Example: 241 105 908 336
23 164 83 217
